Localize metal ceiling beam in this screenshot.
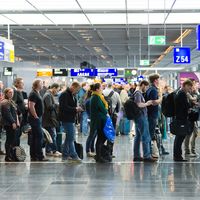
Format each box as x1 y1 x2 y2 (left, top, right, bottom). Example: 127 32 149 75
1 9 200 14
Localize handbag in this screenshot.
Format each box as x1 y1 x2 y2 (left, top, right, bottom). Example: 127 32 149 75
170 119 193 136
12 146 26 162
103 117 116 143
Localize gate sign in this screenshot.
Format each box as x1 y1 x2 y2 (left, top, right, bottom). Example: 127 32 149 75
197 25 200 50
173 47 191 64
95 68 117 77
0 41 5 61
70 68 95 76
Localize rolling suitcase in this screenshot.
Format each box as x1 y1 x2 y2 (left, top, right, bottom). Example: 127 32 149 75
119 117 130 135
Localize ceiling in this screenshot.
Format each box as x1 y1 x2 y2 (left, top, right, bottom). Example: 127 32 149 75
0 0 200 71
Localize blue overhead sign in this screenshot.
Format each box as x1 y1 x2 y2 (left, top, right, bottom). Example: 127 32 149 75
70 68 118 77
0 41 5 61
95 68 117 77
197 25 200 50
173 47 191 64
70 68 95 76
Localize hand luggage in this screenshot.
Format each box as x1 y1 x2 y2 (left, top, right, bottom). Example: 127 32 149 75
119 118 130 135
74 141 83 159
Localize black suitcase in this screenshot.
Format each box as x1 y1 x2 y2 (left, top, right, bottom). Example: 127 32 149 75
74 141 83 159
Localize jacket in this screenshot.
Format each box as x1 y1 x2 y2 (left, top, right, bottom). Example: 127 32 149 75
42 91 59 127
90 94 107 132
1 99 18 127
58 88 77 123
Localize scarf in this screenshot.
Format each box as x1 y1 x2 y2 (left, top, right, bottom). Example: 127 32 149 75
92 91 108 110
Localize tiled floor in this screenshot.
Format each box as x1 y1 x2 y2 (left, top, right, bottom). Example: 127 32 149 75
0 133 200 200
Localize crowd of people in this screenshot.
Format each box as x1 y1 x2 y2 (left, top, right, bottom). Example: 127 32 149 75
0 73 199 163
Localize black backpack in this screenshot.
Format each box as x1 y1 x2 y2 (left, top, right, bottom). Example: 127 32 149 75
161 89 179 117
104 91 114 115
124 91 142 121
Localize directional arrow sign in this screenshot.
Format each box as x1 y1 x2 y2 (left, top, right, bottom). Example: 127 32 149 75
148 36 166 45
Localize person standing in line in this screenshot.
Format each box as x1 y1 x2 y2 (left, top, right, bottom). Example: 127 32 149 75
77 82 90 136
12 78 26 146
184 79 199 157
133 80 157 162
145 74 162 158
59 82 83 163
0 81 6 155
90 83 109 163
1 88 20 162
28 79 48 161
173 79 193 161
42 83 61 157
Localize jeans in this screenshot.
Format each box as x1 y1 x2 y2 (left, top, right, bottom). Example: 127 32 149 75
45 127 57 153
148 116 158 140
86 129 97 153
80 111 88 135
134 115 151 159
62 122 78 159
184 123 198 154
29 117 44 160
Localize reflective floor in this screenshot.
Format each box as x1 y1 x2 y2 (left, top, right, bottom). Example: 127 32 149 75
0 133 200 200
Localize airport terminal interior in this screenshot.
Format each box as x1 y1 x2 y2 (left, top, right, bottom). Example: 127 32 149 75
0 0 200 199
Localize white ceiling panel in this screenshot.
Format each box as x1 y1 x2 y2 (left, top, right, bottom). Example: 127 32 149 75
78 0 125 10
0 0 34 11
4 14 53 25
29 0 80 10
0 15 15 24
127 0 175 10
88 14 126 24
173 0 200 9
46 14 89 25
166 13 200 24
128 13 165 24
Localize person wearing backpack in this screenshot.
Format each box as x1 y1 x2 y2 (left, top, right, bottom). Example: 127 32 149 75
133 80 157 162
145 74 162 158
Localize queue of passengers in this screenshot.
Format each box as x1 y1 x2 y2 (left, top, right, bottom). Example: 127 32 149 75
0 74 199 163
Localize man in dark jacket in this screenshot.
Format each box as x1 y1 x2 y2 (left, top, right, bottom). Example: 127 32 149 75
43 83 61 157
173 79 193 161
59 82 83 162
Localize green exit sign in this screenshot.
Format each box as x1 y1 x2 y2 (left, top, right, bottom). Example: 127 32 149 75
148 36 166 45
140 60 150 66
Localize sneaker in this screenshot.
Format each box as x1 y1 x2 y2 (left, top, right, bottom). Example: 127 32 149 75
87 152 96 157
185 153 197 157
152 140 159 158
191 152 199 156
53 151 62 157
70 157 82 163
0 150 6 155
133 157 144 162
38 157 49 162
143 157 158 162
46 151 54 156
174 157 187 162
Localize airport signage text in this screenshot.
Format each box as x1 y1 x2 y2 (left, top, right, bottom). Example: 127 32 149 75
173 47 191 64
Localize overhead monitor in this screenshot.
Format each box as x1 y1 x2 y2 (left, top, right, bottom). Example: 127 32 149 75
3 67 12 76
52 69 68 76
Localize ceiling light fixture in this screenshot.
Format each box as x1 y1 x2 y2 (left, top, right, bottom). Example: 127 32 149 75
173 29 193 44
